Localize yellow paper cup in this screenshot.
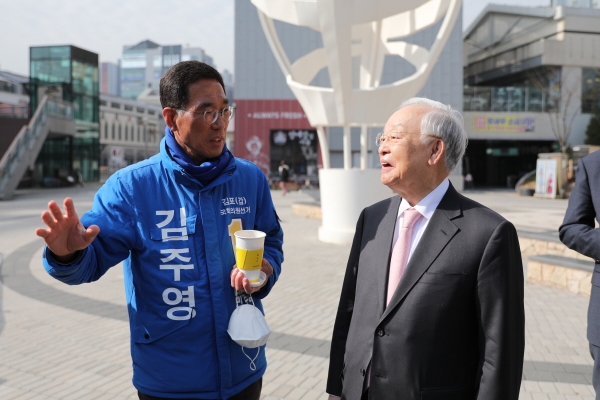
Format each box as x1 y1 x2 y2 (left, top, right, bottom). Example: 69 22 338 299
234 230 266 283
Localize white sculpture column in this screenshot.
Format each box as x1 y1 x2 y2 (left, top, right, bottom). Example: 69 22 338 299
343 126 352 170
252 0 462 243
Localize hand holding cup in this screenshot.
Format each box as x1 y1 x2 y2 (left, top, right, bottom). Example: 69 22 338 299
231 258 273 294
230 230 272 294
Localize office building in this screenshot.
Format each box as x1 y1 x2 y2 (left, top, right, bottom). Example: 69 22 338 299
463 3 600 186
0 70 29 118
0 70 30 180
29 45 100 182
121 40 214 100
99 94 165 181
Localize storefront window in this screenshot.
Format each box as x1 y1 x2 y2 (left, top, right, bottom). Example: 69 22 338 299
270 129 318 181
464 66 561 113
582 68 600 113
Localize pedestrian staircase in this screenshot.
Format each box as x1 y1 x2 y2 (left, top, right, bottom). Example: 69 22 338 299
0 95 75 200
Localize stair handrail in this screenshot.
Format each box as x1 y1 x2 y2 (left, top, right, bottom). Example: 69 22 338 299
0 95 73 195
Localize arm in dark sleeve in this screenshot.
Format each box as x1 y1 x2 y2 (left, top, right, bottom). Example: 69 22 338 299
559 158 600 260
326 209 365 396
476 221 525 400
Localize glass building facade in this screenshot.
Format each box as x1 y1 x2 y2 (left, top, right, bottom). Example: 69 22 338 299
582 68 600 114
30 45 100 182
120 40 212 99
121 48 147 99
463 67 562 113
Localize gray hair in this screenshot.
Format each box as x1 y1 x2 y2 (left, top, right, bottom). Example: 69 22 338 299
398 97 468 173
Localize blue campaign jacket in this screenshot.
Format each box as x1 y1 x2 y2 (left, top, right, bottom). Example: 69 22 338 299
43 139 283 399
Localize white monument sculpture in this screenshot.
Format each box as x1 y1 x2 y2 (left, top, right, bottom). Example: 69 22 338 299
252 0 462 244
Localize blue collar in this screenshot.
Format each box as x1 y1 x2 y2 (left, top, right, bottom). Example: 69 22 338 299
164 127 232 186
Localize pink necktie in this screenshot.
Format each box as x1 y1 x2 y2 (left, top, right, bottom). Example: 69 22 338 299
386 208 422 306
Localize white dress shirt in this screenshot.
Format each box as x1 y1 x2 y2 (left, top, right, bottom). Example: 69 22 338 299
393 178 449 265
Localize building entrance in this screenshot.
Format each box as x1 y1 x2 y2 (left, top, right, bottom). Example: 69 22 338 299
464 140 557 188
269 129 319 186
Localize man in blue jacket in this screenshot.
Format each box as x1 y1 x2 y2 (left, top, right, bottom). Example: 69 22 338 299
35 61 284 399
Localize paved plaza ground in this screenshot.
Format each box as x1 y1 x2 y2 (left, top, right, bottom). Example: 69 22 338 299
0 183 595 399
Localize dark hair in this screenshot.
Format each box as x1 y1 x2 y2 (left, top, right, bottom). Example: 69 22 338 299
159 61 226 110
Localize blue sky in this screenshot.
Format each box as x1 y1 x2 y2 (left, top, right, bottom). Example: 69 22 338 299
0 0 550 77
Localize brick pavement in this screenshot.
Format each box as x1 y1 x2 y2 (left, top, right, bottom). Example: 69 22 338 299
0 184 595 399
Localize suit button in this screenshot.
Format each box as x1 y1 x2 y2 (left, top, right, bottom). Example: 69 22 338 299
360 368 365 376
377 329 385 337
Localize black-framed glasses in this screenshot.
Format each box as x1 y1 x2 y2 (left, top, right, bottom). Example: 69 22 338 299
180 106 236 124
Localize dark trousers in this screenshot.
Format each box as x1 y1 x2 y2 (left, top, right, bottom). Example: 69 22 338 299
138 377 262 400
590 343 600 399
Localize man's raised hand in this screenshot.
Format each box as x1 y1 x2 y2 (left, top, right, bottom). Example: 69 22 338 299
35 197 99 261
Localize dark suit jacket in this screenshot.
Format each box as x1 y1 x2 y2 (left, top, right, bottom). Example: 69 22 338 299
327 183 525 400
559 151 600 346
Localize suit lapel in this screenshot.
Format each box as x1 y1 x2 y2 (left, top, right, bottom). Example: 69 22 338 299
373 196 402 316
379 185 462 323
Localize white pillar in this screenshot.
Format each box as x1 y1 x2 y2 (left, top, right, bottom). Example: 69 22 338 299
316 125 330 169
318 169 394 244
360 124 368 170
343 125 352 169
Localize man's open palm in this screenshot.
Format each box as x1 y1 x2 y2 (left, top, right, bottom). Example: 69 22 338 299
35 197 99 257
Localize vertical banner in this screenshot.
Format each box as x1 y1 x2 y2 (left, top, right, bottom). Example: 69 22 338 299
535 159 545 195
535 159 557 199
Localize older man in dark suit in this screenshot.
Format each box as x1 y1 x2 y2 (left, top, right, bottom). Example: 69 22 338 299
326 98 525 400
560 150 600 398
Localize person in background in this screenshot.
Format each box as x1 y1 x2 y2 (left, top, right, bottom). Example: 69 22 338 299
278 159 290 195
36 61 283 400
464 172 474 189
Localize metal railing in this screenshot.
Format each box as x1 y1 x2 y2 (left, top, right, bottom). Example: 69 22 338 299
0 95 73 198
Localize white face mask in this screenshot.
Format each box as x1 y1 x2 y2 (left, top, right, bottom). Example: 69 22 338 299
228 295 271 370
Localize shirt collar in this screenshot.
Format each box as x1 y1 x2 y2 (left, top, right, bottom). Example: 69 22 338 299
398 178 450 220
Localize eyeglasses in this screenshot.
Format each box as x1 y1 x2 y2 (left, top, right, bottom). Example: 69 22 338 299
179 106 236 124
375 131 437 146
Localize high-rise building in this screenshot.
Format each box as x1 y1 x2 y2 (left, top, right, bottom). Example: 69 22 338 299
100 61 121 96
120 40 215 99
221 69 234 102
121 40 159 100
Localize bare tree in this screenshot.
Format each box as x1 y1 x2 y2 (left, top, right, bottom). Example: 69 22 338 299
527 67 580 153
